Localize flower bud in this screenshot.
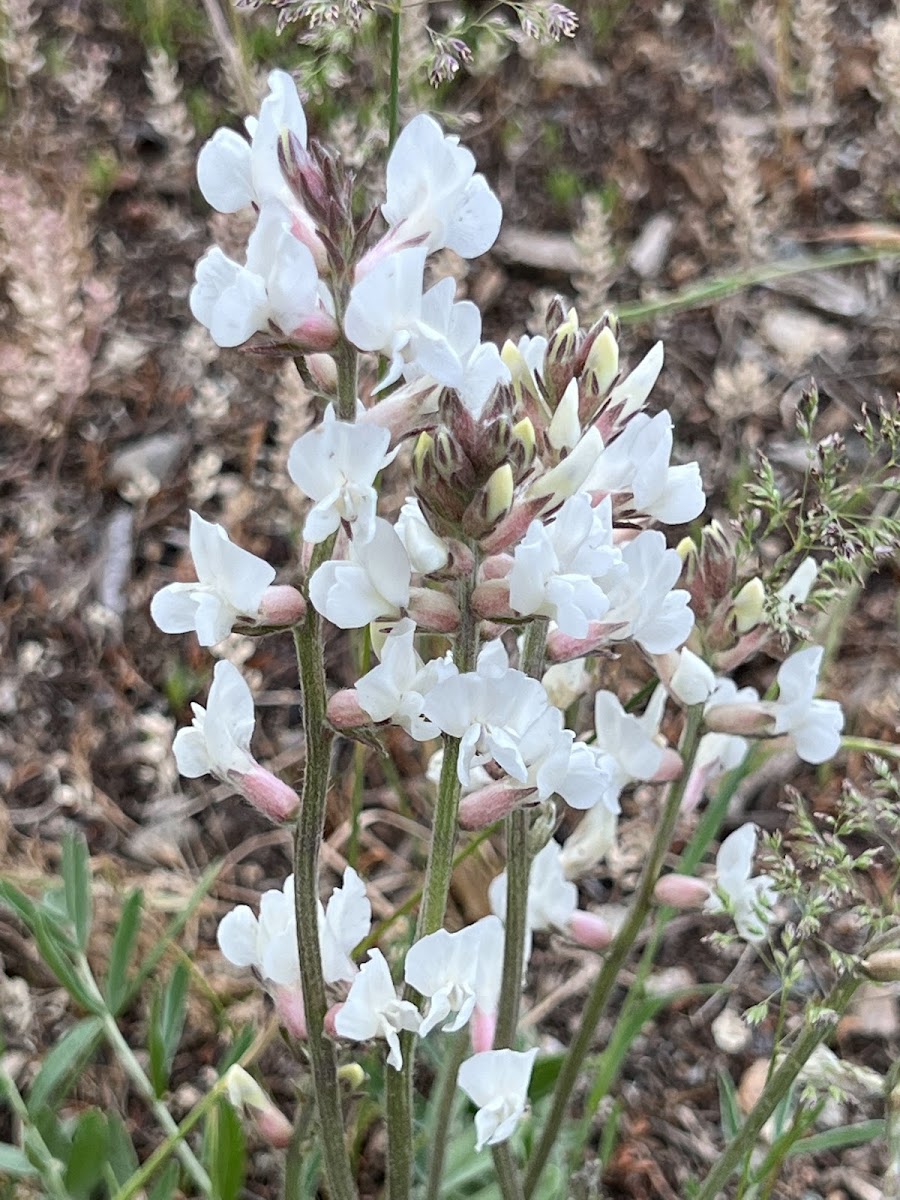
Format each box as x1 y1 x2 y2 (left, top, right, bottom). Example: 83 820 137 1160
471 1006 497 1054
485 463 515 525
732 577 766 634
327 688 372 729
650 748 685 783
279 129 330 215
305 352 338 392
338 1063 367 1089
860 949 900 983
566 910 613 950
288 311 340 352
511 417 537 470
653 875 712 908
541 659 590 710
547 379 581 452
699 521 736 602
225 1065 293 1149
458 782 535 829
583 325 619 401
407 587 460 633
481 553 514 581
527 428 603 507
413 431 434 483
667 648 716 706
258 585 306 627
238 766 300 823
471 579 513 620
778 557 817 604
527 799 558 856
704 702 774 737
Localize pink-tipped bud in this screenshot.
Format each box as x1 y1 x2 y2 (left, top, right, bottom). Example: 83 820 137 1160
407 587 460 633
306 352 338 391
324 1003 343 1038
471 1006 497 1054
546 621 625 663
654 875 712 908
225 1065 294 1148
650 748 684 783
258 585 306 627
239 767 300 823
566 910 614 950
289 311 339 353
257 1105 294 1149
471 579 513 620
480 553 514 581
273 986 308 1039
327 688 372 730
704 702 774 737
481 497 545 555
458 783 535 829
680 763 716 815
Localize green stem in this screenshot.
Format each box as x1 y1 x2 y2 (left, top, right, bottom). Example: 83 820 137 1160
616 246 900 326
425 1029 469 1199
693 973 861 1200
492 1142 526 1200
841 736 900 761
494 621 549 1051
386 563 480 1200
523 705 706 1198
292 613 357 1200
334 337 359 422
388 4 401 150
0 1063 69 1200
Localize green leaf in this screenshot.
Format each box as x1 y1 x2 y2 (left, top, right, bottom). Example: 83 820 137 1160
149 962 189 1097
0 879 41 930
0 1145 38 1178
217 1024 255 1075
204 1098 245 1200
717 1069 742 1142
64 1110 109 1198
527 1053 565 1104
105 1112 140 1185
27 1017 104 1116
105 890 144 1014
61 832 93 951
786 1118 885 1157
31 916 100 1014
147 1160 180 1200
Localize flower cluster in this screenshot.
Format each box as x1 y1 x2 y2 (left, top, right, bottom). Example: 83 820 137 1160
152 71 848 1157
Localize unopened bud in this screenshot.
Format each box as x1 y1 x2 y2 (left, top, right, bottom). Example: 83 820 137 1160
413 431 434 482
471 579 513 620
547 307 580 366
327 688 372 729
407 587 460 633
289 311 339 353
860 949 900 983
583 325 619 399
547 378 581 451
458 782 534 829
501 340 543 405
650 748 684 783
654 875 712 908
528 799 558 855
732 577 766 634
566 910 614 950
778 557 818 604
305 352 338 392
527 428 603 506
273 985 307 1038
258 585 306 627
677 535 698 563
704 701 774 737
511 417 537 469
280 129 330 213
485 463 515 525
698 521 736 605
337 1063 366 1089
239 766 300 823
225 1065 293 1149
472 1006 497 1054
668 648 716 706
541 659 591 710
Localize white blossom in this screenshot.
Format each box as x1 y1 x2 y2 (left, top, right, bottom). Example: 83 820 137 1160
355 618 458 740
288 406 395 545
604 530 694 654
606 340 664 423
560 802 618 877
151 511 276 646
395 497 449 574
585 412 705 524
173 659 257 782
489 839 578 938
669 648 716 706
308 518 411 628
769 646 843 764
380 114 502 259
216 867 370 987
696 678 759 780
334 949 421 1070
706 824 778 943
507 495 623 637
457 1048 538 1151
404 916 504 1037
590 685 669 811
190 203 332 349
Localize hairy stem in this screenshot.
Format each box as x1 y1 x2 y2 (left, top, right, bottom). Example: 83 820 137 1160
425 1029 470 1198
523 704 706 1197
0 1063 69 1200
493 1142 526 1200
494 620 549 1050
693 973 861 1200
388 4 401 150
334 338 359 422
386 562 480 1200
292 611 357 1200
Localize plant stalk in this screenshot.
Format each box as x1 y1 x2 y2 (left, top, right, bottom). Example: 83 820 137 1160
388 4 401 150
493 1142 526 1200
425 1029 470 1198
292 613 357 1200
494 620 549 1051
693 973 861 1200
523 704 706 1198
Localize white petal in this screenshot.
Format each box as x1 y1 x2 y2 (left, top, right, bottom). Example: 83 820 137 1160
216 907 260 968
173 726 212 778
197 128 254 212
446 175 503 258
150 584 201 634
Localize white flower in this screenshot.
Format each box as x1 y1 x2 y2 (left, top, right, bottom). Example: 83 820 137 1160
606 341 664 423
560 802 618 877
404 916 504 1037
173 660 257 782
395 497 449 574
590 685 668 811
381 114 502 258
334 949 421 1070
426 748 492 795
670 648 716 706
696 678 759 780
706 824 778 943
508 495 623 637
457 1048 538 1151
308 518 411 628
151 511 276 646
540 658 591 711
196 69 319 252
547 378 581 452
216 867 370 988
778 557 817 604
604 530 694 654
585 412 705 524
355 618 458 740
490 839 578 939
502 334 548 406
288 406 395 545
769 646 843 764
